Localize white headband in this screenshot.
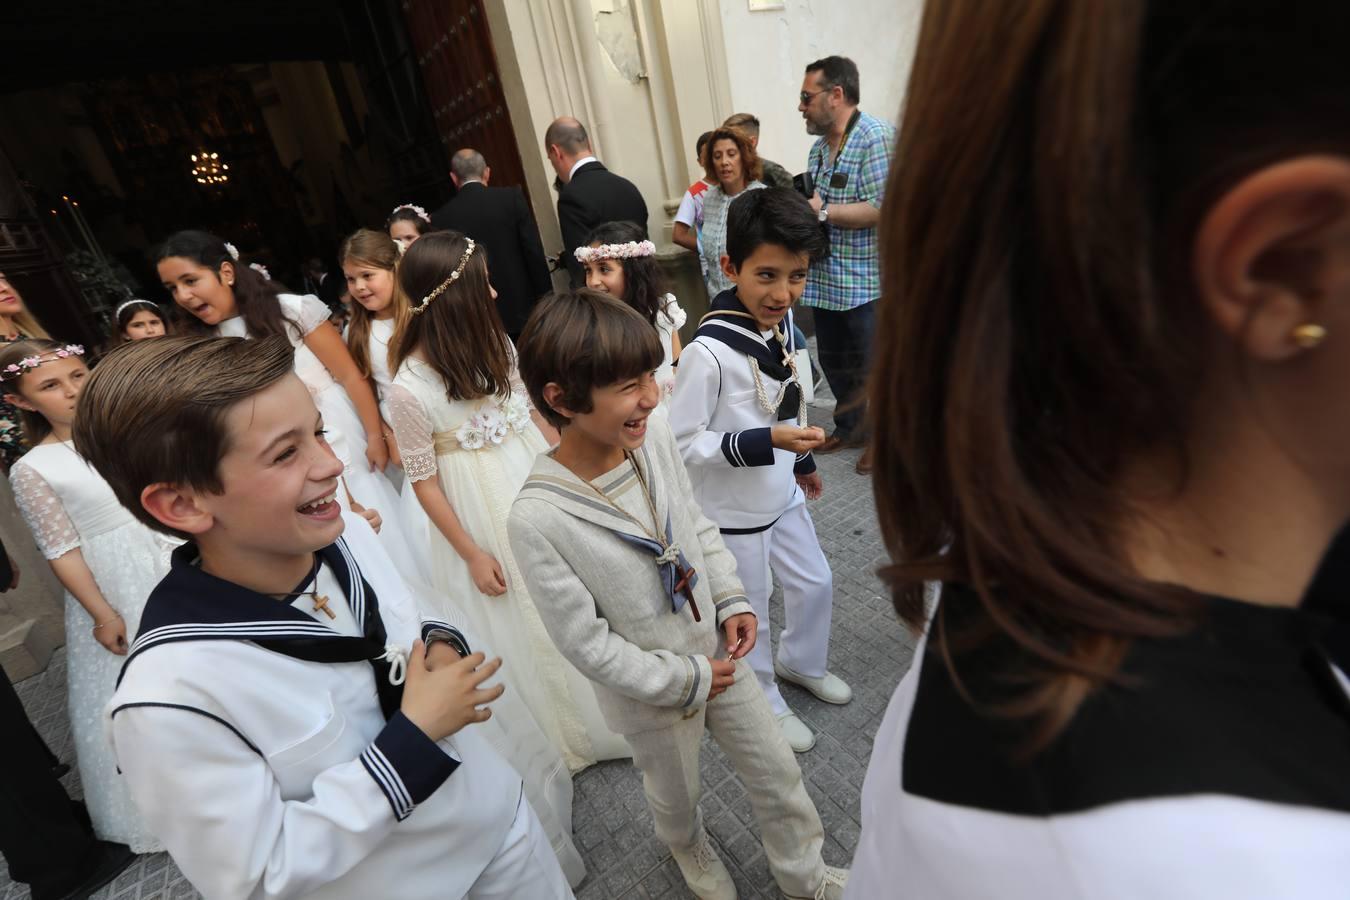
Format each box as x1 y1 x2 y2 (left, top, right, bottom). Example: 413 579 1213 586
115 300 158 319
391 203 431 224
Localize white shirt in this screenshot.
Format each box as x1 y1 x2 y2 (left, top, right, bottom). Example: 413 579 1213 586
567 155 599 181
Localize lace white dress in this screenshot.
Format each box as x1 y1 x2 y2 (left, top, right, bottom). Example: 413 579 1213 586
654 294 687 414
216 294 420 577
10 440 176 853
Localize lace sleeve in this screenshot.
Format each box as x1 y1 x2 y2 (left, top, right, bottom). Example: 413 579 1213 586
10 462 80 559
387 384 437 482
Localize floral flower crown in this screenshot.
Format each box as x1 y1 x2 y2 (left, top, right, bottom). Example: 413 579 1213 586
574 240 656 263
410 238 476 316
391 203 431 224
223 242 240 261
1 345 85 382
249 262 271 281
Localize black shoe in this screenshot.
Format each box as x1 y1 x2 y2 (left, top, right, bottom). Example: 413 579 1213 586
51 761 70 779
34 841 136 900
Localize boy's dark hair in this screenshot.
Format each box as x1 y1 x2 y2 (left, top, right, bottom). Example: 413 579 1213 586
695 130 713 161
581 220 670 328
517 289 663 431
806 55 860 105
72 334 296 539
725 188 830 269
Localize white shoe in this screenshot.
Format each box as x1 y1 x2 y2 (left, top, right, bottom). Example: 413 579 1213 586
786 866 850 900
776 710 817 752
670 831 737 900
775 660 853 705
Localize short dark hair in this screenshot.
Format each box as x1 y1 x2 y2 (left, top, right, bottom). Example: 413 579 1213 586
451 148 487 181
722 113 760 138
696 130 713 160
72 335 296 539
806 55 860 105
725 188 829 269
517 290 663 430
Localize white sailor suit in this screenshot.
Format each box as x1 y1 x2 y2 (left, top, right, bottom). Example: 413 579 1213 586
107 512 570 900
668 290 835 715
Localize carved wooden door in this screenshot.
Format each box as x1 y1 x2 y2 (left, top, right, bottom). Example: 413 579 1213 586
401 0 529 199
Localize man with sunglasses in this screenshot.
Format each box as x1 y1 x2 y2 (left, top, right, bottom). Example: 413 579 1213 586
797 56 896 474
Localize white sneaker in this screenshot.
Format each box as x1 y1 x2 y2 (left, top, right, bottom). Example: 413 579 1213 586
787 866 850 900
776 710 817 752
775 660 853 705
670 831 737 900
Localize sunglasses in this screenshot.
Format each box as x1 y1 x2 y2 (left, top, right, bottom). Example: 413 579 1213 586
799 88 830 105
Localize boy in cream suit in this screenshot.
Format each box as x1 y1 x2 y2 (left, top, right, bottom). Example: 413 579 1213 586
509 290 847 900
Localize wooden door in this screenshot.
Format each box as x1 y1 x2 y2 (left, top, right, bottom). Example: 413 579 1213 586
401 1 529 199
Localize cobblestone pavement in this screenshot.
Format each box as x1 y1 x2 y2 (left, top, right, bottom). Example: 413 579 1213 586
2 383 915 900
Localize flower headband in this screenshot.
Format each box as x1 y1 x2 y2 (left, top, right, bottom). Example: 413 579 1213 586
410 238 476 316
249 262 271 281
574 240 656 263
391 203 431 224
223 242 240 261
1 345 85 382
114 299 158 319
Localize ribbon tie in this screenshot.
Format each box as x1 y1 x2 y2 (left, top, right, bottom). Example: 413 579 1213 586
381 643 408 686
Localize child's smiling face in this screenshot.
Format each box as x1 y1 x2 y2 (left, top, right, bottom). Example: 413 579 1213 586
721 243 811 331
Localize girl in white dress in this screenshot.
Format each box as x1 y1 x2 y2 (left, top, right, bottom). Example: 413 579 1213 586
155 231 418 575
3 339 172 853
577 221 686 411
388 230 631 779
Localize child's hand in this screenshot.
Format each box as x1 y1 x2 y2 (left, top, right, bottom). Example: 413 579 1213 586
366 433 390 472
383 424 403 468
706 657 737 701
401 642 504 741
470 551 508 597
93 615 128 656
350 499 383 534
771 425 826 454
721 612 757 660
795 471 823 500
424 640 462 671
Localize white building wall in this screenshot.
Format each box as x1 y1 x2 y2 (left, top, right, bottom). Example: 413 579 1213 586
716 0 922 177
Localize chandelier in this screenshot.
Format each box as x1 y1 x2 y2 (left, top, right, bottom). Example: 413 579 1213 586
191 150 230 187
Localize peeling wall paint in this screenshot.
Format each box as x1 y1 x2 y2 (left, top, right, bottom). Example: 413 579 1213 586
594 0 645 84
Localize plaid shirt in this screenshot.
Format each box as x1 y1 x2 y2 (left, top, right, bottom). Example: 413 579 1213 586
803 110 896 311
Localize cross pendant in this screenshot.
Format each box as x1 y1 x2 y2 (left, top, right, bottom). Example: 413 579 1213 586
312 593 336 620
674 564 700 622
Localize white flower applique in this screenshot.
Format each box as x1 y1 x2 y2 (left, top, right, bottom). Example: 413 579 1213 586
454 395 533 450
502 392 532 432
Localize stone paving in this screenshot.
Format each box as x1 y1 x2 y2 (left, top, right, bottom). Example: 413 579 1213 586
1 383 915 899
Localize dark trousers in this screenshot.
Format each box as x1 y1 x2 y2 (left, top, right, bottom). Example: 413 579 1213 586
812 300 876 440
0 666 99 896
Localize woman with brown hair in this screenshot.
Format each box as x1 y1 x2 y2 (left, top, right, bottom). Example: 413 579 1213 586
387 230 629 885
698 125 765 298
0 270 49 471
849 2 1350 896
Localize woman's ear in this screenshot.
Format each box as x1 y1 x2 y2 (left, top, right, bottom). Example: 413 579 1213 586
542 383 574 422
1193 155 1350 361
140 483 213 536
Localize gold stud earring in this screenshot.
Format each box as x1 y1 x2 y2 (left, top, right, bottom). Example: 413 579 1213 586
1291 323 1327 348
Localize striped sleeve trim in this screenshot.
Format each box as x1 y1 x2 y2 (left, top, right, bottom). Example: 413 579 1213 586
421 620 471 657
361 712 459 821
719 427 774 468
714 593 748 613
680 655 703 708
793 451 817 476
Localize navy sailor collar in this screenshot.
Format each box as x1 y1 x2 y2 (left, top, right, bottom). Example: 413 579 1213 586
694 288 798 373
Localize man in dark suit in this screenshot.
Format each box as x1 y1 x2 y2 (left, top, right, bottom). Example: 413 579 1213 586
543 117 649 287
431 149 553 341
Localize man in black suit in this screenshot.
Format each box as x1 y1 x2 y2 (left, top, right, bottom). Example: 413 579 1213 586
0 540 136 899
543 117 649 287
431 149 553 341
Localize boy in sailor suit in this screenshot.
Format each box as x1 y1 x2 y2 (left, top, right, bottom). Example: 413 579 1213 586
72 334 571 900
508 290 847 900
668 187 852 753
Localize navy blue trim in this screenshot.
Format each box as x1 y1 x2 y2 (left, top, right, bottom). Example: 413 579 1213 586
719 514 782 536
422 621 471 658
361 712 459 821
794 452 818 476
720 427 774 468
110 702 263 757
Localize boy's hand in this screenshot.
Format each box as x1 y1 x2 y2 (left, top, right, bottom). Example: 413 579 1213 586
401 642 504 741
795 471 823 500
771 425 826 454
350 500 383 534
424 640 462 671
722 613 756 660
470 551 508 597
706 657 737 701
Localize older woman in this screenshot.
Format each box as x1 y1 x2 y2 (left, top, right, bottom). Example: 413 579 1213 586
697 126 765 298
